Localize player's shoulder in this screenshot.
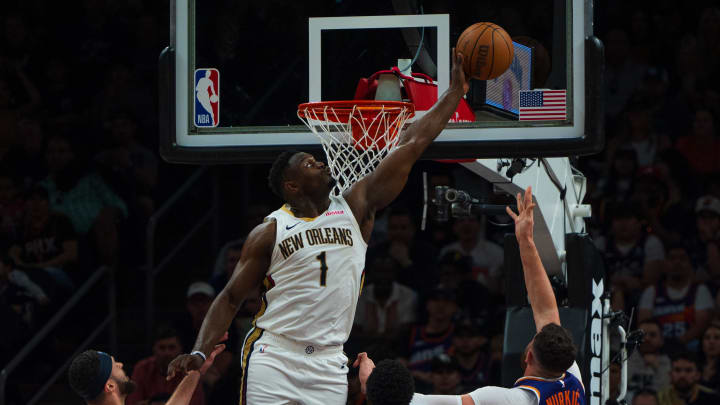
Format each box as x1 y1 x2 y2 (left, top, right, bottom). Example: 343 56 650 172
245 219 277 250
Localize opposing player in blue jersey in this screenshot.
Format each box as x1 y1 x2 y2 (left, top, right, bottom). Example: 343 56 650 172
356 186 586 405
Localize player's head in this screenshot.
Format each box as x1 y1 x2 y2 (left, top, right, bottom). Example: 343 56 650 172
268 150 335 202
365 359 415 405
69 350 136 403
521 323 577 377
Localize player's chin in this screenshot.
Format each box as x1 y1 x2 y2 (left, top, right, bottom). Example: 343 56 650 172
327 176 337 189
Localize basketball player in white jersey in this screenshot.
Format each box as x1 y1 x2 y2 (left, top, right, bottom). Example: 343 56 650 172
167 50 470 404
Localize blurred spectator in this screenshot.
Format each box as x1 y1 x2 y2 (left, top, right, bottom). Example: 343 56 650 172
0 54 41 153
209 204 271 290
658 352 720 405
9 186 77 289
354 255 418 340
95 110 158 222
604 28 648 122
676 109 720 175
633 389 660 405
649 150 698 244
609 360 622 402
429 354 463 395
1 116 47 187
209 240 243 293
449 320 497 391
700 322 720 392
695 8 720 85
596 146 638 205
623 98 662 167
0 173 24 246
440 216 504 293
41 57 87 132
40 134 127 266
638 244 714 351
127 324 205 405
397 286 458 387
627 319 672 402
596 201 664 309
0 252 48 363
367 206 437 295
689 196 720 288
176 281 216 352
437 251 494 322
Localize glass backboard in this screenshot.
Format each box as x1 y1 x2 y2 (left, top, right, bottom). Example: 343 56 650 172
159 0 603 163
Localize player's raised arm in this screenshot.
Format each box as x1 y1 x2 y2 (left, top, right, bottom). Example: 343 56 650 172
506 187 561 331
167 221 274 378
346 50 469 213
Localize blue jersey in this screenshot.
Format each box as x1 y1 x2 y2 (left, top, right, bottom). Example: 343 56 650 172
514 370 586 405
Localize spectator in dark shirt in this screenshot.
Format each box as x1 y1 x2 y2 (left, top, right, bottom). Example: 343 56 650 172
9 186 77 288
658 352 720 405
397 287 458 388
700 322 720 392
0 173 24 247
689 196 720 288
368 206 437 295
449 320 497 391
41 134 127 266
429 354 463 395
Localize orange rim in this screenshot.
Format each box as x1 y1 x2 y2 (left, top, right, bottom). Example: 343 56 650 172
297 100 415 121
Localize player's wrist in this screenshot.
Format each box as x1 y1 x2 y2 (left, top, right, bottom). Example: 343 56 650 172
191 350 207 362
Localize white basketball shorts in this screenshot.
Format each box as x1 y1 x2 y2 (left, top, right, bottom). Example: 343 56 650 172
240 328 349 404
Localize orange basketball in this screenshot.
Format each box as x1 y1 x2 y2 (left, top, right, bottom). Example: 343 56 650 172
456 22 514 80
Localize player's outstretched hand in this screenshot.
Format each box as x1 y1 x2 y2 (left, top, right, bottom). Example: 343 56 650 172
166 354 203 381
198 343 226 375
506 186 536 242
167 332 229 380
353 352 376 394
451 48 470 94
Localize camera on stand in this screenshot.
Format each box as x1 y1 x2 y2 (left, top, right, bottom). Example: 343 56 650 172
431 186 512 222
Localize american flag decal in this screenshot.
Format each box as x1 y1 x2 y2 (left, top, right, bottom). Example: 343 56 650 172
519 90 566 121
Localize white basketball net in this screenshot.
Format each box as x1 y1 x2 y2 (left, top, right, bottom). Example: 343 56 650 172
298 103 414 194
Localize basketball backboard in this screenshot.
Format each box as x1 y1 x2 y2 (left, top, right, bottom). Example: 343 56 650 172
160 0 603 164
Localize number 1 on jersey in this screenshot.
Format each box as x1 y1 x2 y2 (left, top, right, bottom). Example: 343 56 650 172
316 251 328 286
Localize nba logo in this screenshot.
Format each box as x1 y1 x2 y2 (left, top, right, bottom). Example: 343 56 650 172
194 68 220 127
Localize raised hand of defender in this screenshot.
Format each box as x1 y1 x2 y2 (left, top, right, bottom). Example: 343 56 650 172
167 332 229 380
451 48 470 94
353 352 376 394
166 353 203 381
506 186 536 242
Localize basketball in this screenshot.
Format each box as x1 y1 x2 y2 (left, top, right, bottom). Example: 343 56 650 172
210 95 219 103
456 22 514 80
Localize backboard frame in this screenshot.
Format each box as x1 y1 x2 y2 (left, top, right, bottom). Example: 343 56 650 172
159 0 604 164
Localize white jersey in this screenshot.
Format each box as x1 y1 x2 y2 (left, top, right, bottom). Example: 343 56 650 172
255 194 367 346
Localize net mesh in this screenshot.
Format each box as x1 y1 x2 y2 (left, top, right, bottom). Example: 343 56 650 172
298 102 414 194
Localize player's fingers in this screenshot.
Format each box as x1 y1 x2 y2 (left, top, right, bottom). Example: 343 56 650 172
506 206 518 220
516 192 523 211
525 186 533 206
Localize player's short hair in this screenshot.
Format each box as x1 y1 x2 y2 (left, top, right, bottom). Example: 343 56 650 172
68 350 106 402
366 359 415 405
268 150 300 198
533 323 577 375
